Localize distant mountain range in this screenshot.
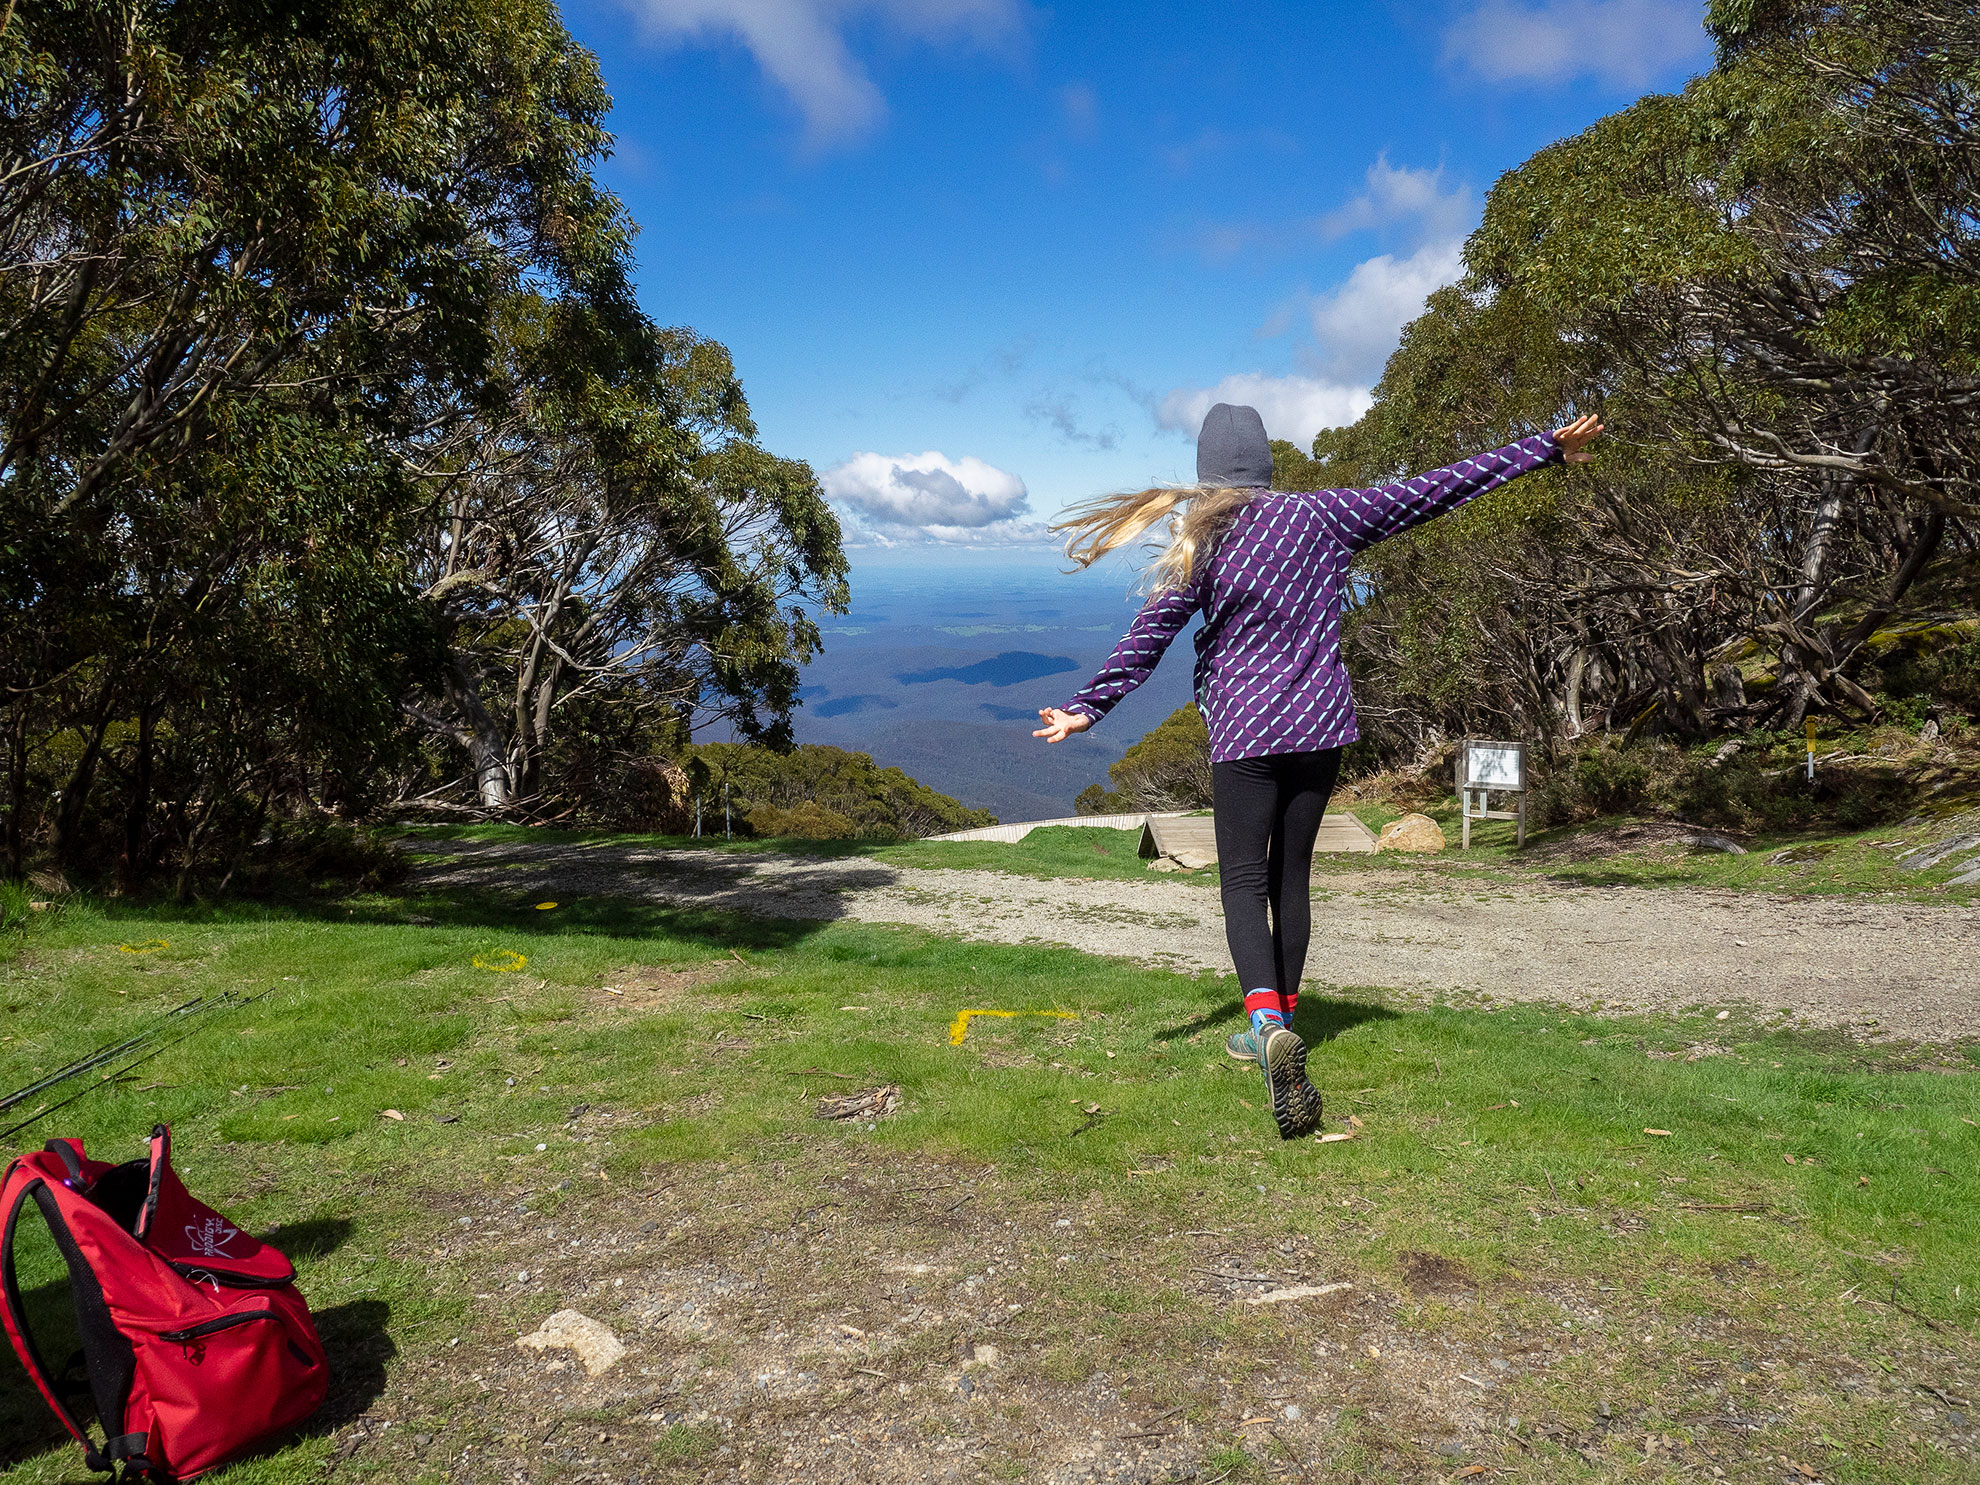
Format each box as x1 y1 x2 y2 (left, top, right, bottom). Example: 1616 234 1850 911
786 550 1199 823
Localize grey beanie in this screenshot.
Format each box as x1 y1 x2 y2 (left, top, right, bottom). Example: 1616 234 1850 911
1196 402 1273 488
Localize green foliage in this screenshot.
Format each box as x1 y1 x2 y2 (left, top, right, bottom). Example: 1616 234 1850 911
1315 0 1977 764
0 0 850 889
1268 438 1328 493
1081 705 1212 813
1528 739 1656 825
688 743 994 841
1074 783 1125 815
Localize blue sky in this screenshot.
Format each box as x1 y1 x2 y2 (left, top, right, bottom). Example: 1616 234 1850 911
561 0 1713 548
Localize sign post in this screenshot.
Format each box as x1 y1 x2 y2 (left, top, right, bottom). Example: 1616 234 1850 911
1456 740 1529 849
1804 718 1818 781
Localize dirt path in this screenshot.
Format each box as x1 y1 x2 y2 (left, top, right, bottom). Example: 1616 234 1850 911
413 838 1980 1043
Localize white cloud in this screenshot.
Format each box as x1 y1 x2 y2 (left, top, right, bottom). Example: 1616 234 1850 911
1164 156 1473 448
1308 236 1467 383
1156 375 1375 453
822 451 1035 540
1058 82 1097 138
1443 0 1710 89
1315 156 1474 244
625 0 1023 150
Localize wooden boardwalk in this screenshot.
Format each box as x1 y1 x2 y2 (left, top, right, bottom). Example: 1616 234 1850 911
1140 810 1376 868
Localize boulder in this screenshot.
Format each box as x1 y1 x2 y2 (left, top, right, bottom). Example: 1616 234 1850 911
1377 813 1446 854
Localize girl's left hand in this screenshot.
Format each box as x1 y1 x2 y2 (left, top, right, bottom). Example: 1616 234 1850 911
1553 412 1604 462
1033 708 1092 744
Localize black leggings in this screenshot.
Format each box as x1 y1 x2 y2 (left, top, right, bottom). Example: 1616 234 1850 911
1211 748 1343 1006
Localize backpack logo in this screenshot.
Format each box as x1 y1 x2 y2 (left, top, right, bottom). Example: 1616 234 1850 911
184 1217 238 1257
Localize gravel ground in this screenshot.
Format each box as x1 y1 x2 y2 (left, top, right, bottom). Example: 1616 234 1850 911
412 838 1980 1043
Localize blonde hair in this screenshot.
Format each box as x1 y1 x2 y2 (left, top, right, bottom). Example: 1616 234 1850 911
1052 484 1263 593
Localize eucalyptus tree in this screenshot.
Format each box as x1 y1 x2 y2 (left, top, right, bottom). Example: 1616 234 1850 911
1321 0 1977 757
405 295 849 813
0 0 648 882
1466 0 1978 732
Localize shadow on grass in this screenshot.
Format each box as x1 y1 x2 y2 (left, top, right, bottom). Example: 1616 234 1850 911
1296 996 1402 1045
263 1216 354 1263
59 889 844 960
1153 994 1399 1046
308 1298 395 1433
0 1276 81 1468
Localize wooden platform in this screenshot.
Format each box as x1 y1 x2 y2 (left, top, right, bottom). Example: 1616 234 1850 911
1139 808 1376 868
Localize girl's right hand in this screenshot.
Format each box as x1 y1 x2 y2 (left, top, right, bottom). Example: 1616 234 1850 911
1033 708 1093 744
1553 412 1604 462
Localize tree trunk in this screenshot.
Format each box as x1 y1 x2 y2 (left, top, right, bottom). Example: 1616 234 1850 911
53 688 115 874
1564 646 1590 736
445 660 513 810
4 709 25 879
118 701 157 893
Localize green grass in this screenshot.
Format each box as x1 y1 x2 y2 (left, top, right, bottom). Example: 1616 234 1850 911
399 805 1980 904
5 884 1972 1480
1313 798 1980 902
402 819 1185 885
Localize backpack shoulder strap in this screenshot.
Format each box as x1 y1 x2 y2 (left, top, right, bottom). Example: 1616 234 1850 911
0 1172 146 1476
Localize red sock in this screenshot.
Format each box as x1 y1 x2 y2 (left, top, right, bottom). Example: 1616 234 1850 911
1243 988 1283 1024
1282 990 1298 1023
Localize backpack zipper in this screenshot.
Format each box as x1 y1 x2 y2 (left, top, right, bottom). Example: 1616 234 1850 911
169 1260 294 1290
159 1309 279 1342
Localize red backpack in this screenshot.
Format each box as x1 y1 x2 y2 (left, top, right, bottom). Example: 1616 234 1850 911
0 1125 327 1480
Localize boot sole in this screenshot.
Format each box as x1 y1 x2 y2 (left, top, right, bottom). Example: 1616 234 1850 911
1260 1027 1323 1140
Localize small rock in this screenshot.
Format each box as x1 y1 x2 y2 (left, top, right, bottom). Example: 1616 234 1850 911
1683 830 1747 855
1899 833 1980 870
972 1344 1000 1366
1283 1403 1301 1421
1376 813 1445 854
413 1433 432 1447
516 1310 628 1376
957 1372 975 1398
1436 1441 1466 1458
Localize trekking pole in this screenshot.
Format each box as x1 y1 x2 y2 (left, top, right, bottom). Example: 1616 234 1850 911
0 988 271 1145
0 995 210 1111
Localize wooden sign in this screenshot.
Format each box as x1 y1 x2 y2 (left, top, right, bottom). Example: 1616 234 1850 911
1456 739 1528 848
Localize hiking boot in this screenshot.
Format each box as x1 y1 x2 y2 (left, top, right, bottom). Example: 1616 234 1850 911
1225 1028 1264 1063
1257 1024 1323 1140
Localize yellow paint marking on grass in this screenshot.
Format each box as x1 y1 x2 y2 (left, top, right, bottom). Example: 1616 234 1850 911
117 939 170 954
948 1008 1077 1046
473 950 529 972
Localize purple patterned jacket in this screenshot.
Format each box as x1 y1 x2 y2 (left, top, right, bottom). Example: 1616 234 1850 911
1061 434 1565 763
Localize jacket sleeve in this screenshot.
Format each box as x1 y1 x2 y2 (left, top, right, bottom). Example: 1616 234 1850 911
1062 585 1200 725
1314 433 1563 554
